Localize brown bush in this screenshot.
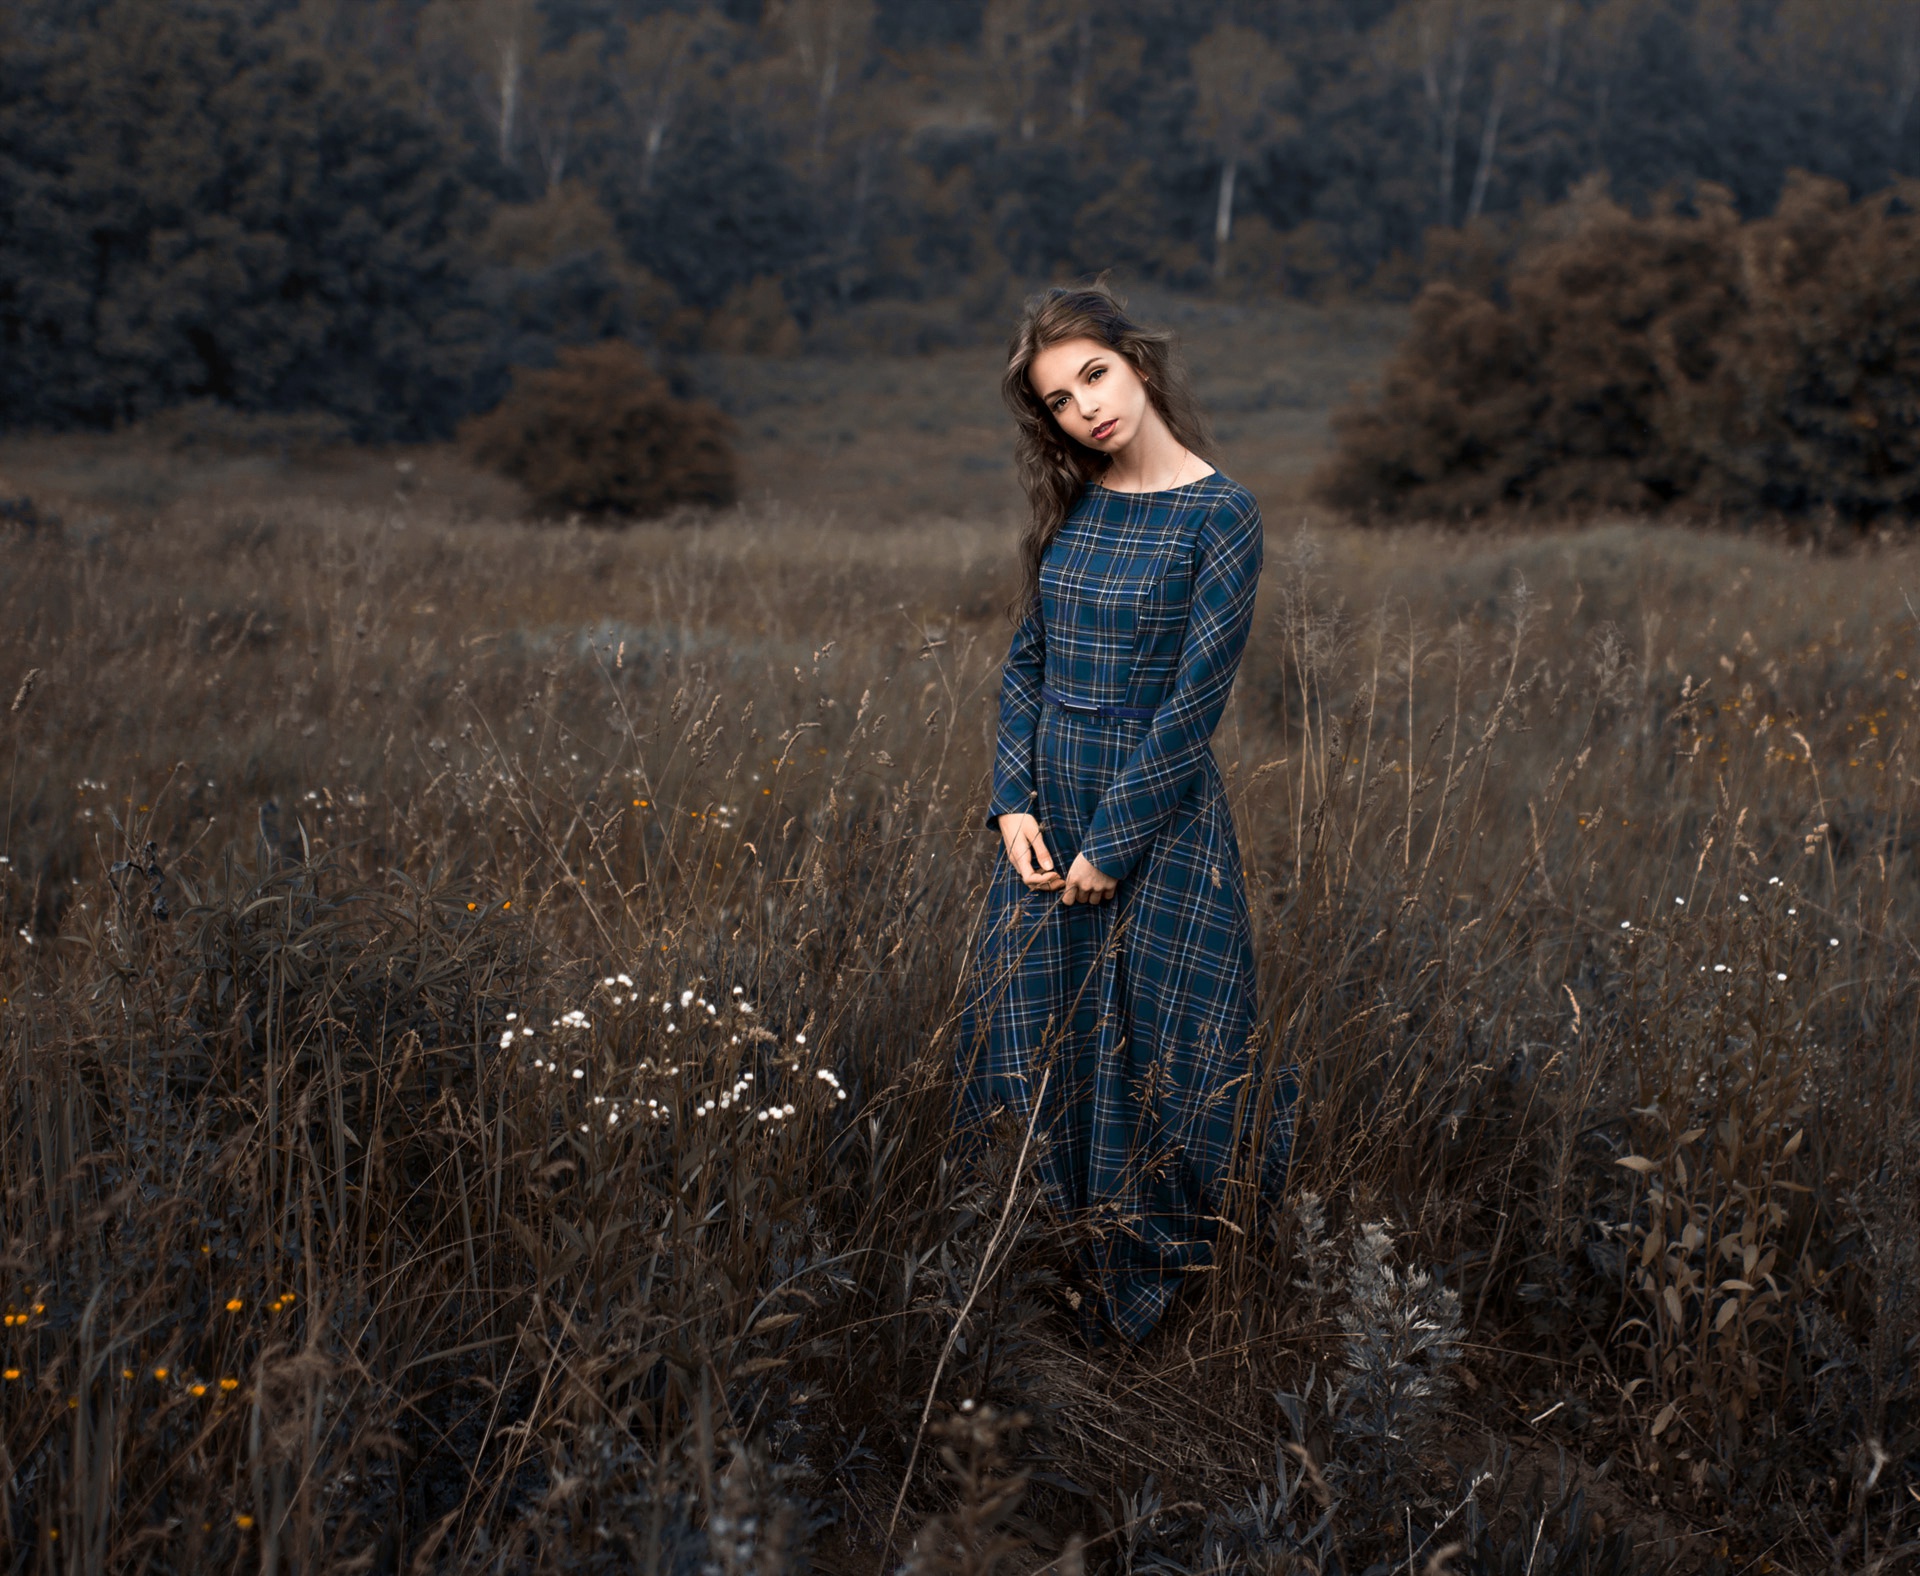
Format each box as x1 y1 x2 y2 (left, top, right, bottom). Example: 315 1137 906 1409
1319 174 1920 525
462 339 737 518
1686 174 1920 519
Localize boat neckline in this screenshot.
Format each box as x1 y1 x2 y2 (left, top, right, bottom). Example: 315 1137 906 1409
1087 471 1222 497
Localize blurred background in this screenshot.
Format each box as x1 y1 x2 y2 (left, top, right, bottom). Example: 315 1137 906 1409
6 0 1920 521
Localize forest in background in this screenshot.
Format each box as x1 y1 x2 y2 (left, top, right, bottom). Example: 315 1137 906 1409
6 0 1920 441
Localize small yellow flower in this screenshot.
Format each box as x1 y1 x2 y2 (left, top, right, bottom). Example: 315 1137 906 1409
502 901 511 910
122 1368 133 1380
219 1378 239 1392
235 1515 255 1530
225 1298 243 1312
190 1383 207 1397
30 1304 41 1315
200 1244 210 1255
3 1369 19 1381
467 902 477 911
153 1367 169 1380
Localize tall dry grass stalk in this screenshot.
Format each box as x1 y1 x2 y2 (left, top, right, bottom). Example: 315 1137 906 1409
0 499 1915 1571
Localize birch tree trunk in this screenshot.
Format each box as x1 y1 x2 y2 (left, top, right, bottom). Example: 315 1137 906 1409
534 113 567 194
1068 8 1093 127
1438 27 1469 226
618 10 714 195
494 33 520 164
986 0 1083 143
1189 21 1292 285
780 0 869 166
1213 155 1239 279
1466 65 1506 221
1417 1 1473 228
642 117 668 191
814 51 838 158
1890 5 1920 147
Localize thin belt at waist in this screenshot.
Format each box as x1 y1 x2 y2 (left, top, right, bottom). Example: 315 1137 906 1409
1040 683 1157 722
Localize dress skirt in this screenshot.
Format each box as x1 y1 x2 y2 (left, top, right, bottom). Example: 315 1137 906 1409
956 474 1294 1342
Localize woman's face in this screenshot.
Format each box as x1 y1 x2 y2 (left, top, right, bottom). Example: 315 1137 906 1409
1028 336 1152 457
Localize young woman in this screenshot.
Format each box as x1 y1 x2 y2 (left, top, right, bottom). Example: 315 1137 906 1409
956 283 1289 1346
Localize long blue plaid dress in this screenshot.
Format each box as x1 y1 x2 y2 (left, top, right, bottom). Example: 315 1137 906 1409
957 473 1287 1342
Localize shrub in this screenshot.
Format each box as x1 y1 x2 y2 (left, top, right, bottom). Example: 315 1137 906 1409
1318 175 1920 525
1684 174 1920 519
461 340 737 519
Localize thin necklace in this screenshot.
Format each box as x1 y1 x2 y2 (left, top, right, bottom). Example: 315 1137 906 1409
1106 445 1191 493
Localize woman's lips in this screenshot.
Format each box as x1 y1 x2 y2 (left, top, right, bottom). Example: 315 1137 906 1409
1090 419 1118 441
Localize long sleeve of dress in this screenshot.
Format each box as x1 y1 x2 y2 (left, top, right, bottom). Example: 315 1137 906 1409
1078 493 1262 881
986 599 1047 826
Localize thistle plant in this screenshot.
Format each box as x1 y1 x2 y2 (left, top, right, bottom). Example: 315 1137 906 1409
1330 1222 1464 1524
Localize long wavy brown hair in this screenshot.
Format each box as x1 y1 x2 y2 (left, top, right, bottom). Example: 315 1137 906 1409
1002 281 1217 616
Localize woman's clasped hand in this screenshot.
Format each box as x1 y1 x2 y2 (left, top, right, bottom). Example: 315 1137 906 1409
997 812 1118 905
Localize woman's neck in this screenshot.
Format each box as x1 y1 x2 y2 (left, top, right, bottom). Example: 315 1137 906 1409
1100 410 1201 493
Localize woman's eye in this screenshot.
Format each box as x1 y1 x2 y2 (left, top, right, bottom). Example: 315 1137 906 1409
1088 366 1104 382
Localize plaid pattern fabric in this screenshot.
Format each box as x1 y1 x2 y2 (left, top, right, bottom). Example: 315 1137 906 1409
957 475 1295 1342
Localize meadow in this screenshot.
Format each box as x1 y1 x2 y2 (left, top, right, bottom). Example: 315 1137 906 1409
0 315 1916 1573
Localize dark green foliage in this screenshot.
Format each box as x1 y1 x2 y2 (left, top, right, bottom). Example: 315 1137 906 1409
11 0 1920 442
1318 177 1920 524
612 113 822 315
0 0 498 439
462 339 738 518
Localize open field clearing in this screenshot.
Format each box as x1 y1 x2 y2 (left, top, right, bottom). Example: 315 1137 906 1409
1 484 1917 1570
0 290 1407 532
696 292 1410 518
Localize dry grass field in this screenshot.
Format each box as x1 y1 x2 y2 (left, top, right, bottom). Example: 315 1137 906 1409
697 291 1409 518
0 307 1916 1574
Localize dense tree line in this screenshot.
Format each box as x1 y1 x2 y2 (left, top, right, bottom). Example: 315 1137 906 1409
1321 174 1920 523
4 0 1919 437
